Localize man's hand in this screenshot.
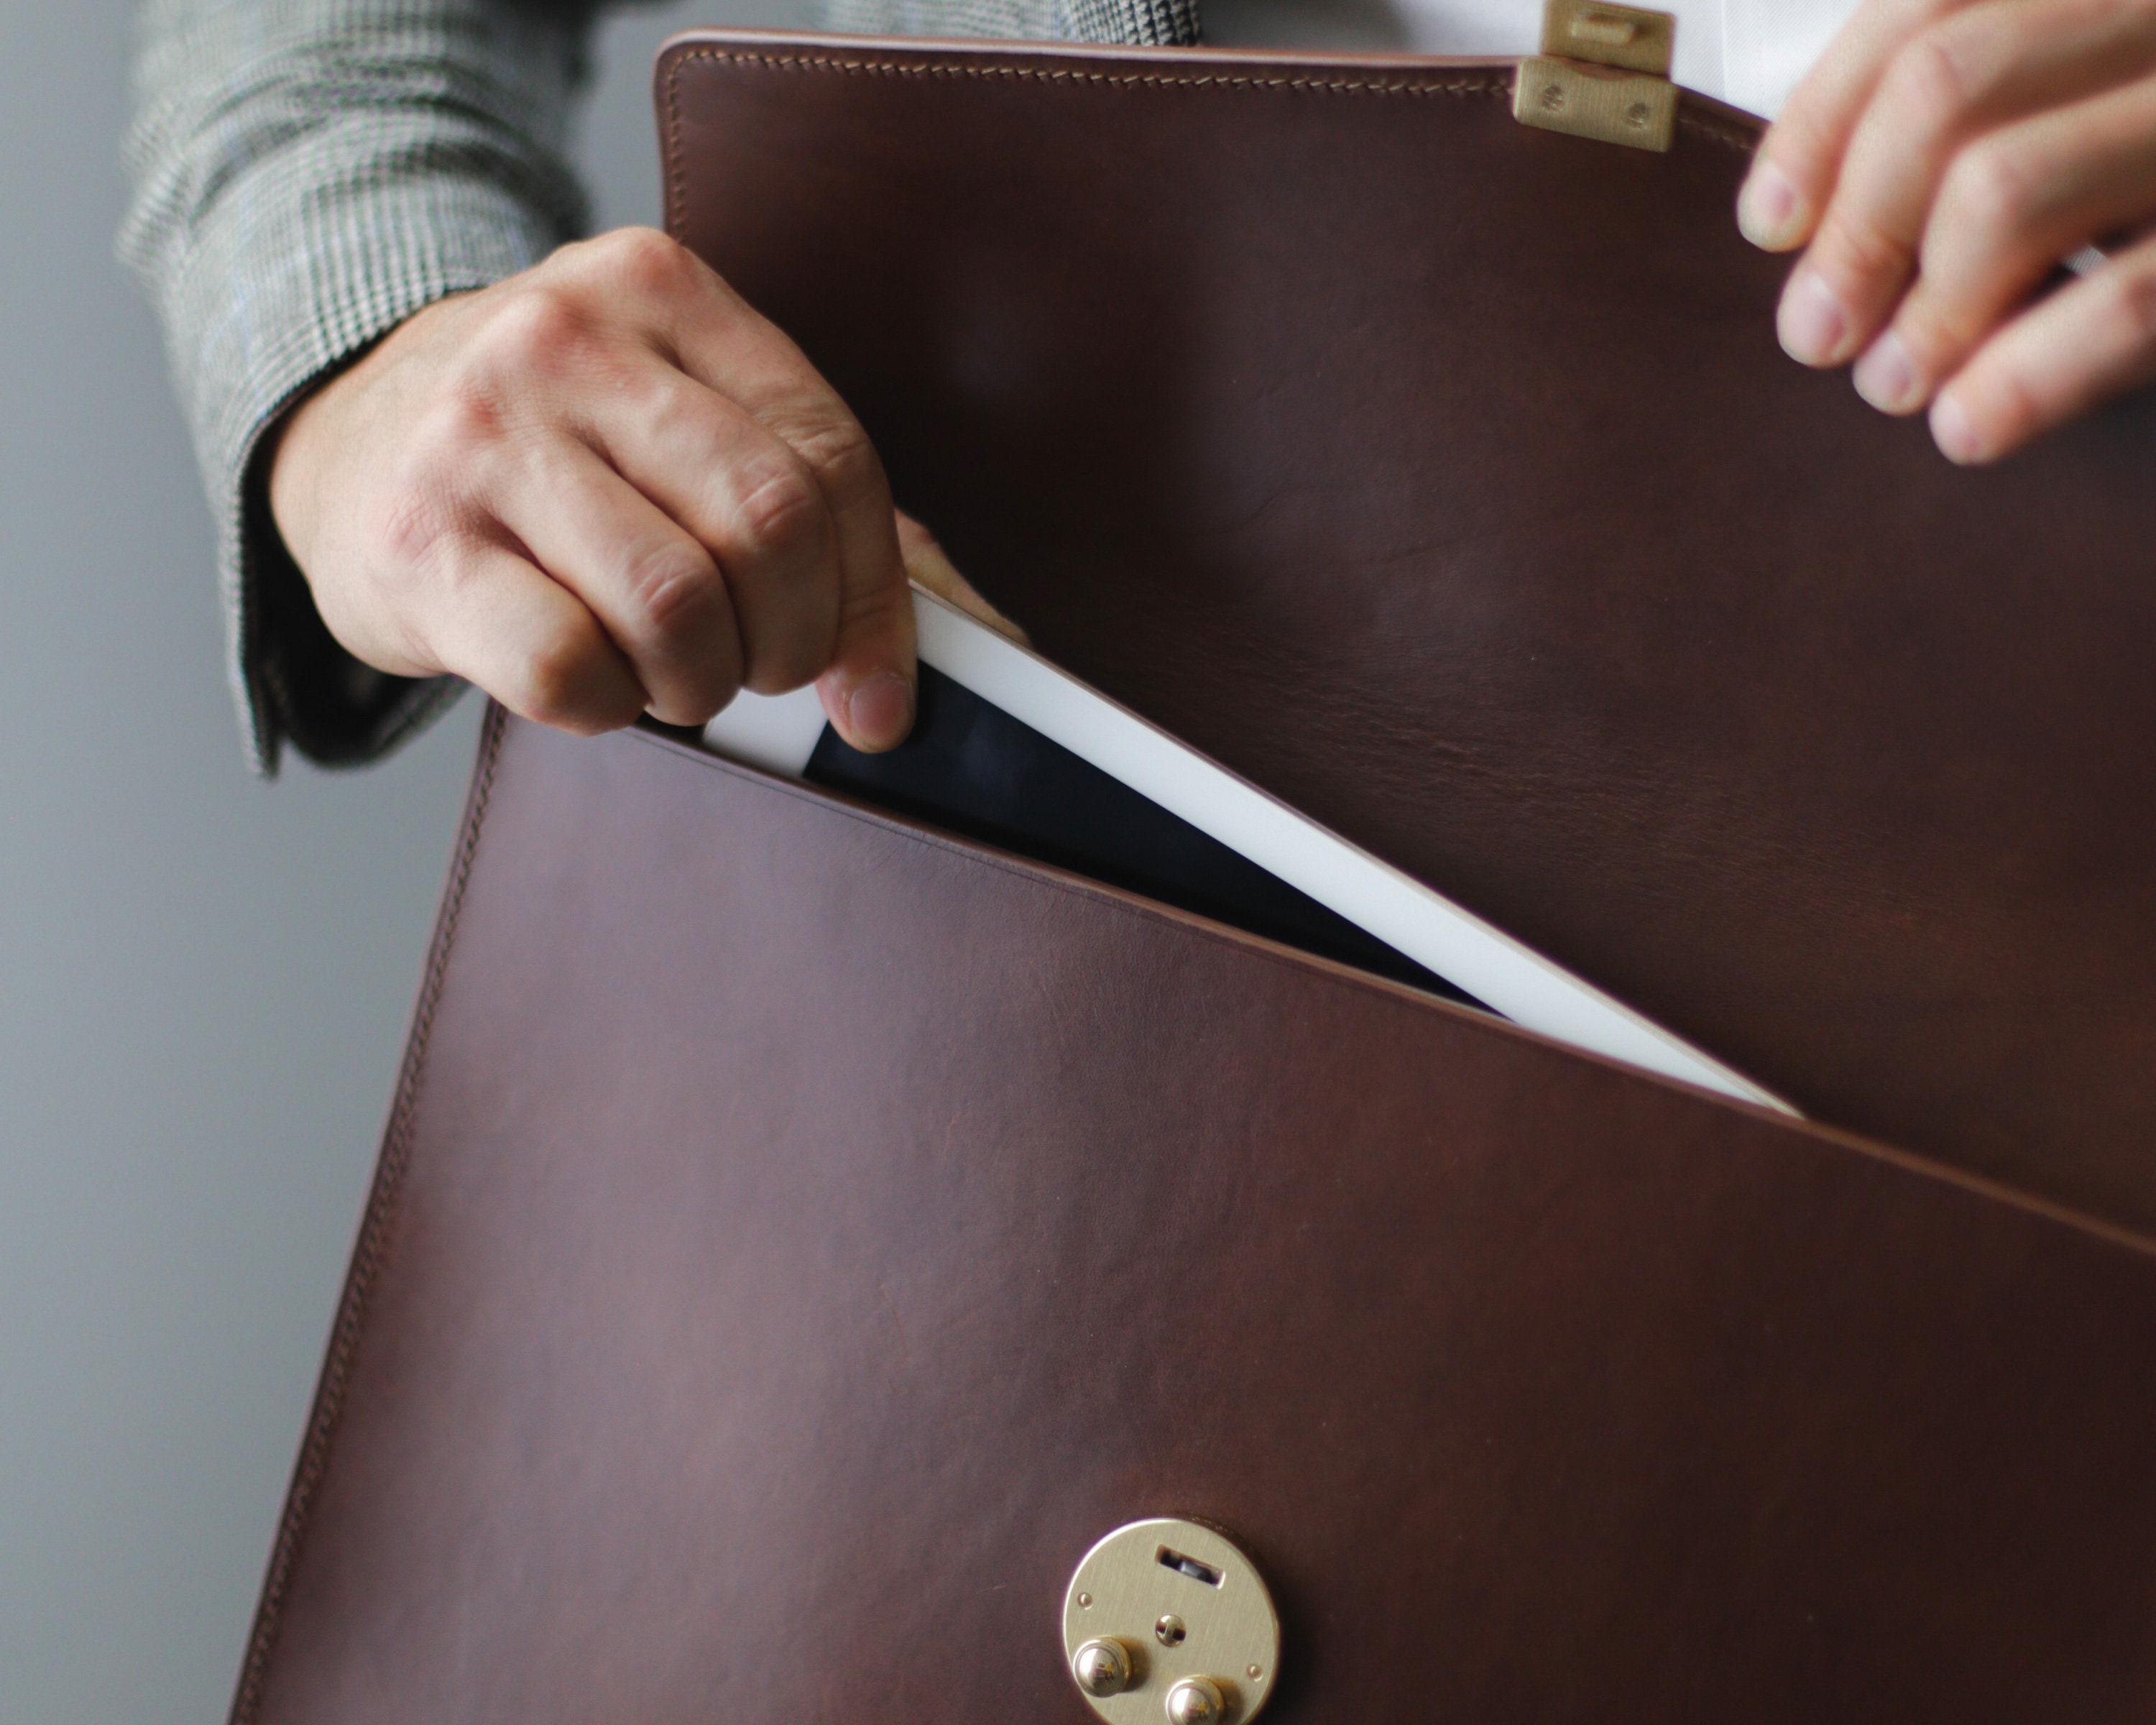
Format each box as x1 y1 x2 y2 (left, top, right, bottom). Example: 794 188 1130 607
270 227 930 747
1736 0 2156 463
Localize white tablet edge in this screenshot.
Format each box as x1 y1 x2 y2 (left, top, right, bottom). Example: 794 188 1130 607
701 585 1797 1117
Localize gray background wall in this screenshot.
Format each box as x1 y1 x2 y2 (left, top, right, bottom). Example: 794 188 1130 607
0 3 805 1719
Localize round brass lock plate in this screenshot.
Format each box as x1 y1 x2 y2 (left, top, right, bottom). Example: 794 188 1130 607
1062 1518 1280 1724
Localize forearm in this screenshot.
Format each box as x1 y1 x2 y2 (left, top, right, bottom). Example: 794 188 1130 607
121 0 601 771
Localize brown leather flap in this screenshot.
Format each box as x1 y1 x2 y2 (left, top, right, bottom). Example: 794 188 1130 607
226 43 2156 1724
237 714 2156 1724
660 34 2156 1235
240 716 2156 1725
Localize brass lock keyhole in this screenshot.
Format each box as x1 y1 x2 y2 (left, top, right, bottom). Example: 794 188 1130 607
1062 1518 1280 1724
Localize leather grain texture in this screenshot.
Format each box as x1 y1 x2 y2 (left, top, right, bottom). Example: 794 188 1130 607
231 41 2156 1722
240 712 2156 1723
660 34 2156 1233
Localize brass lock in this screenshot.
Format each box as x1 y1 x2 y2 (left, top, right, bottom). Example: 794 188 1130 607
1514 0 1679 152
1062 1518 1281 1724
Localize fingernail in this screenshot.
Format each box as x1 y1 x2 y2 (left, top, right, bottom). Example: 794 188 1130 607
1852 329 1919 413
1738 160 1803 249
1778 270 1848 366
1930 392 1985 464
846 669 914 750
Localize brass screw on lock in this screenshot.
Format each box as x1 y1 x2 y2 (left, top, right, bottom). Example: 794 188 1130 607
1164 1676 1227 1725
1072 1639 1134 1698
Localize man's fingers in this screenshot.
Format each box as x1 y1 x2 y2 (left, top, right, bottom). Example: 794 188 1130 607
1855 77 2156 414
674 326 916 751
305 231 917 747
1929 228 2156 462
671 310 918 751
414 536 649 733
1740 0 1966 252
492 438 749 727
573 231 918 750
811 483 916 755
703 360 915 750
575 359 846 697
1780 0 2156 370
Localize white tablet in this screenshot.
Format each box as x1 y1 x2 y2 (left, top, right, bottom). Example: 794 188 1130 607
704 585 1794 1116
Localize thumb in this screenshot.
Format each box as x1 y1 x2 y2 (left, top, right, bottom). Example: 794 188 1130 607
814 504 916 753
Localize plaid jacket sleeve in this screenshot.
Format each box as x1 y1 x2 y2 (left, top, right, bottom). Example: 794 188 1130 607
121 0 604 772
120 0 1197 773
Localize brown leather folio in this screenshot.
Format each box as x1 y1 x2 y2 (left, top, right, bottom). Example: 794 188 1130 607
234 34 2156 1725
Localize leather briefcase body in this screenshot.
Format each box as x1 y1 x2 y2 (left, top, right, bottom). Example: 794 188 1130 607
231 36 2156 1724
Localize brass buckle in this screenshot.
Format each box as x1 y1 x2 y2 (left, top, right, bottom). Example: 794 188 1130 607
1514 0 1679 152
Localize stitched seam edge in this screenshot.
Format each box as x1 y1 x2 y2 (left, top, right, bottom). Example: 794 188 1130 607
660 43 1753 213
668 45 1513 99
228 703 512 1725
663 50 1516 237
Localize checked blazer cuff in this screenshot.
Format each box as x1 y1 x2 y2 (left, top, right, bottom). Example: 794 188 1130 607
122 0 594 773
